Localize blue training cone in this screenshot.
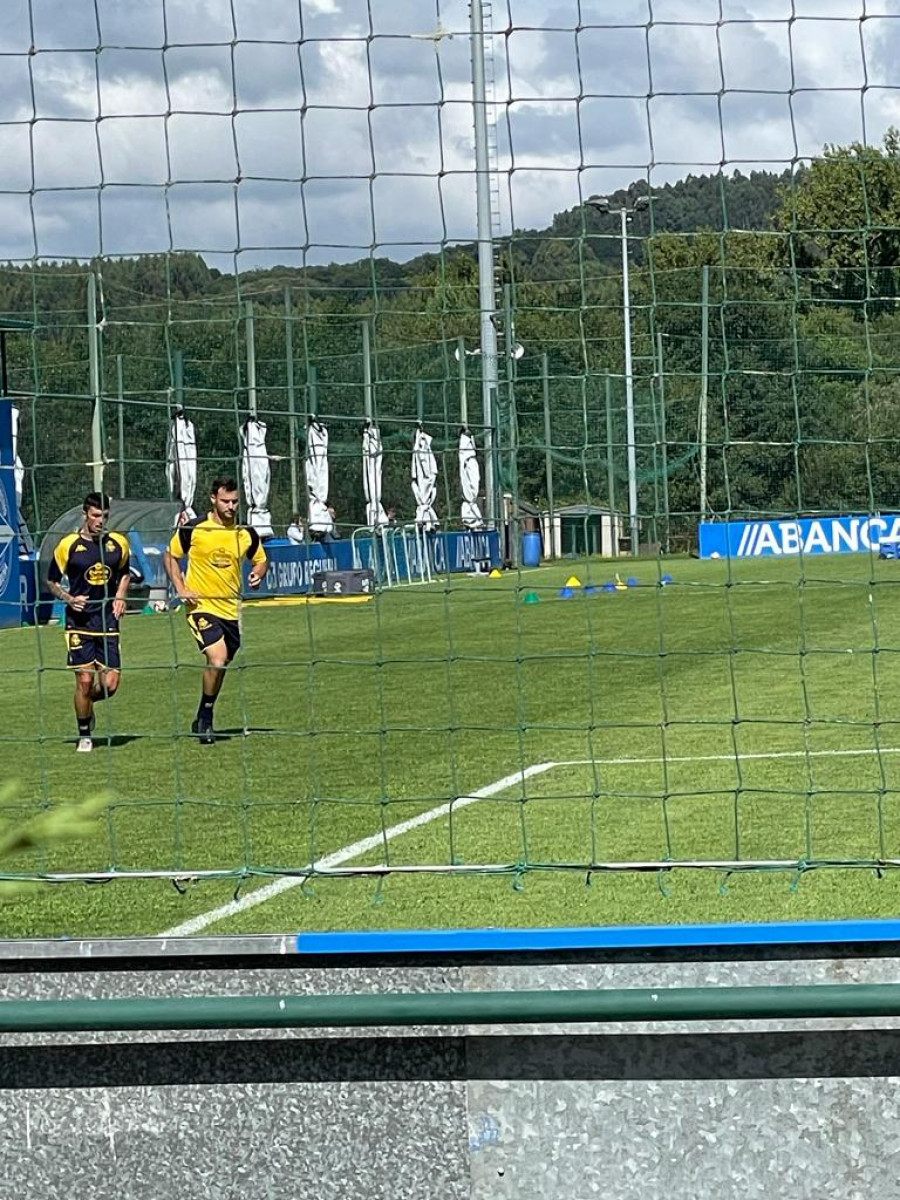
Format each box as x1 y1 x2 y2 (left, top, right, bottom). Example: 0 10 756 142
626 576 639 588
602 582 617 593
661 573 673 586
558 586 575 599
584 585 599 596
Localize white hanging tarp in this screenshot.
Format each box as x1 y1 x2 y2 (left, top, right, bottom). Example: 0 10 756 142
10 405 24 509
412 427 438 531
458 429 484 530
240 417 273 538
306 417 333 535
9 404 34 553
165 410 197 519
362 421 388 528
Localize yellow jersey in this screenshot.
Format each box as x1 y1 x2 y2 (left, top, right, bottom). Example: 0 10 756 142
168 515 266 622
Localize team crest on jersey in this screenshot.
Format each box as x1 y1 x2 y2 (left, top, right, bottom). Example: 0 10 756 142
105 540 117 553
197 616 210 630
69 633 82 647
210 551 232 569
74 543 87 553
86 562 112 586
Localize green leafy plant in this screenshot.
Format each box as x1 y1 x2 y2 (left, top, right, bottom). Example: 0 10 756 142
0 786 111 900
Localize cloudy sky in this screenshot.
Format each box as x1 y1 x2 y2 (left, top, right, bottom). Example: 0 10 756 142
0 0 895 269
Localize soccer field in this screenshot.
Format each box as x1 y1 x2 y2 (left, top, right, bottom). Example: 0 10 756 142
4 553 900 939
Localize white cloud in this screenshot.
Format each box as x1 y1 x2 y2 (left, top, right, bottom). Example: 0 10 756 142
303 0 341 15
0 0 894 264
99 118 169 184
98 52 168 117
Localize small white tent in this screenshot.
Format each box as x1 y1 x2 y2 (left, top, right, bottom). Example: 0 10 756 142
9 404 33 552
306 417 333 536
362 421 388 527
165 410 197 519
240 417 274 538
10 405 24 510
458 429 484 530
412 426 438 530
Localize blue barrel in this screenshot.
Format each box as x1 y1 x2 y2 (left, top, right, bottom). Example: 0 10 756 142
522 530 542 568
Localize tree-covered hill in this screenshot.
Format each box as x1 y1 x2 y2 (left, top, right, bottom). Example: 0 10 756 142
3 144 899 540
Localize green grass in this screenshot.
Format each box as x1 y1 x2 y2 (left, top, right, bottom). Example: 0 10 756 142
5 552 900 937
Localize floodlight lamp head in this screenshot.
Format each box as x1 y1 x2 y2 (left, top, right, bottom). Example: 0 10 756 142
633 195 650 212
586 195 610 213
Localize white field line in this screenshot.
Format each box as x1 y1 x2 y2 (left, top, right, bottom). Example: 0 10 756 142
556 745 900 770
158 761 559 938
159 742 900 938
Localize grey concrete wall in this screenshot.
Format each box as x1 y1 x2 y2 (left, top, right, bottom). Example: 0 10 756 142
1 938 900 1199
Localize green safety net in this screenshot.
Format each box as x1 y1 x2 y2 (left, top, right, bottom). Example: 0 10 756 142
1 0 900 938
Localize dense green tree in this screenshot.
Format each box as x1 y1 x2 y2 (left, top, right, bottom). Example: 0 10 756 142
3 158 900 541
776 129 900 307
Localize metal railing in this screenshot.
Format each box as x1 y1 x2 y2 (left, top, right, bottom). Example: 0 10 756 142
351 523 433 588
2 983 900 1033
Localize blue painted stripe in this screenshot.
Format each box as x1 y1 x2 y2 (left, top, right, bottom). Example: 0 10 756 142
294 919 900 956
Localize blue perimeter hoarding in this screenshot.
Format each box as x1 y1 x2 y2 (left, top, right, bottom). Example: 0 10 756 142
252 528 502 597
35 527 502 625
698 514 900 559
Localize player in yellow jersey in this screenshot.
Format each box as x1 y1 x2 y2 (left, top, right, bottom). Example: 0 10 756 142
163 477 267 744
46 492 131 752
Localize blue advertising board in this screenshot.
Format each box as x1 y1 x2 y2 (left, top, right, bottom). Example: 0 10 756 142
254 528 502 597
699 514 900 560
0 402 21 628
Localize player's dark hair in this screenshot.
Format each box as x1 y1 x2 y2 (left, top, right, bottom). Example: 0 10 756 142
210 476 239 495
83 491 111 512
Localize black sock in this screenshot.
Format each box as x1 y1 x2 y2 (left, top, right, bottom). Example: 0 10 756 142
197 693 217 721
77 717 92 737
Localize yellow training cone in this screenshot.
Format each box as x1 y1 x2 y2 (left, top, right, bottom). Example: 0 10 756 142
565 575 581 588
489 568 503 578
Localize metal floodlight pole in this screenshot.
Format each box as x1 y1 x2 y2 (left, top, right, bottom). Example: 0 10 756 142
541 352 555 558
361 318 373 422
657 331 670 552
457 336 468 427
503 281 520 567
87 273 103 492
116 354 125 499
586 194 647 558
284 286 299 516
469 0 498 524
245 300 257 419
307 363 317 416
699 263 710 521
619 206 639 557
173 348 184 410
604 371 616 552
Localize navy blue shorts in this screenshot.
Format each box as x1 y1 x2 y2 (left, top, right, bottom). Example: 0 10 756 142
187 612 241 662
66 632 121 671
